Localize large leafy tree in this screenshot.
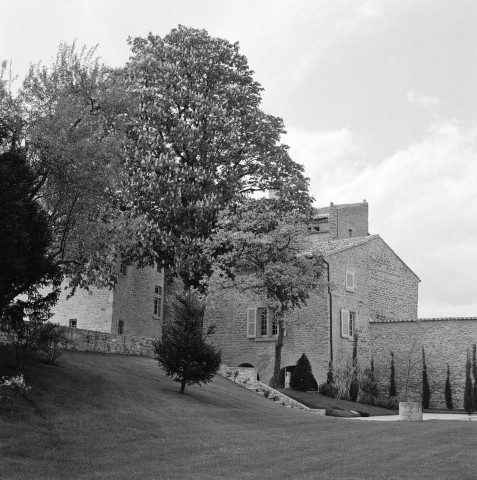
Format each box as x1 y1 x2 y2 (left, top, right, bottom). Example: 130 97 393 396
208 198 323 387
9 43 133 290
122 26 312 290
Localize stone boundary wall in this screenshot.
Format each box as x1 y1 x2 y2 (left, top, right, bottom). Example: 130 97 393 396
0 327 156 358
370 318 477 409
62 327 156 357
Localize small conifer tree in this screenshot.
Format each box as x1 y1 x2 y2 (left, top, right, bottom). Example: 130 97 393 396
445 364 453 410
154 291 221 394
473 344 477 411
349 334 359 402
290 353 317 391
326 361 333 385
422 347 431 409
464 349 474 415
389 351 397 397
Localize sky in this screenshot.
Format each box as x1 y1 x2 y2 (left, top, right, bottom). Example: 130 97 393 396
1 0 477 318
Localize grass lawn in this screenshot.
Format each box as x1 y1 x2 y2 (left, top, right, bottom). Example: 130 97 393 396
1 348 476 480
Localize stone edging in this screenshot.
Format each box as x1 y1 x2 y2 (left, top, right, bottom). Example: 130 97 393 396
218 369 325 414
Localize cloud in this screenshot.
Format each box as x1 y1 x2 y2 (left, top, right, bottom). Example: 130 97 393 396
407 91 439 108
288 121 477 318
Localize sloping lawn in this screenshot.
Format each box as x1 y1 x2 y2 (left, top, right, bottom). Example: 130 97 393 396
276 388 397 416
1 348 476 480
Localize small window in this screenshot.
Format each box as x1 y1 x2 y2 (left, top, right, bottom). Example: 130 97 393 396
341 310 355 339
153 284 163 318
118 320 124 335
155 262 161 273
120 263 127 276
259 308 268 336
69 319 77 328
348 228 353 238
345 271 355 292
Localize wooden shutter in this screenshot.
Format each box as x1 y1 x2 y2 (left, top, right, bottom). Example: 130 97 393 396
247 308 257 338
341 310 350 338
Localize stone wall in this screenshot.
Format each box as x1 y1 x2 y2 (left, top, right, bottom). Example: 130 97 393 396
62 327 156 357
370 318 477 409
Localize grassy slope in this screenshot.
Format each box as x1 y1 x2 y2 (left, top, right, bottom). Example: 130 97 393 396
0 350 476 480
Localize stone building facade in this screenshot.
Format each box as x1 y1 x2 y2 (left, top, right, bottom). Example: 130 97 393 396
206 201 421 386
48 200 477 408
49 264 164 337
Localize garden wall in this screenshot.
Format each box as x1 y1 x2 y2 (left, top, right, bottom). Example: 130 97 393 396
62 327 156 357
370 318 477 409
0 327 155 358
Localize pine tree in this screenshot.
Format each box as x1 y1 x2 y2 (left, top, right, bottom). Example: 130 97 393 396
445 364 453 410
464 349 474 415
290 353 317 391
154 291 221 394
389 352 397 397
422 347 431 409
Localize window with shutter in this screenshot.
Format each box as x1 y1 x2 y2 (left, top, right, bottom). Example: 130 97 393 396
341 310 355 339
247 308 257 338
341 310 349 338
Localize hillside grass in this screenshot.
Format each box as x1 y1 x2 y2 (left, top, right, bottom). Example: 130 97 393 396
1 348 476 480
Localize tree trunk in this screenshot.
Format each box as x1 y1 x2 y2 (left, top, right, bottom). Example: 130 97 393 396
270 319 285 388
180 378 186 394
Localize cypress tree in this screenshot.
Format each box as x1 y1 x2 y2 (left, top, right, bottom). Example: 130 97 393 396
326 361 333 385
445 364 453 410
473 344 477 411
389 351 397 397
290 353 317 391
349 334 359 402
422 347 431 409
464 349 474 415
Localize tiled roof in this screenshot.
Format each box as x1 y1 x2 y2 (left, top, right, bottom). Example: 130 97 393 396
309 234 380 256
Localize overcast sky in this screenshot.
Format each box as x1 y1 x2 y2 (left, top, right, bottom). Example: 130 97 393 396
2 0 477 318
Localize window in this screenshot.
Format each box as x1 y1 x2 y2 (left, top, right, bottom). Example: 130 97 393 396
120 263 127 276
247 307 278 340
348 228 353 238
118 320 124 335
345 270 355 292
341 310 355 339
69 319 77 328
153 285 163 318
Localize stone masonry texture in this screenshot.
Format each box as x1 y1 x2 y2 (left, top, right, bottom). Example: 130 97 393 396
370 319 477 409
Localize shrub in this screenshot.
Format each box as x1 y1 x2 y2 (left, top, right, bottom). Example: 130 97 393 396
445 364 453 410
319 382 338 398
358 366 378 404
332 363 354 400
290 353 317 391
374 396 399 411
38 323 68 364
